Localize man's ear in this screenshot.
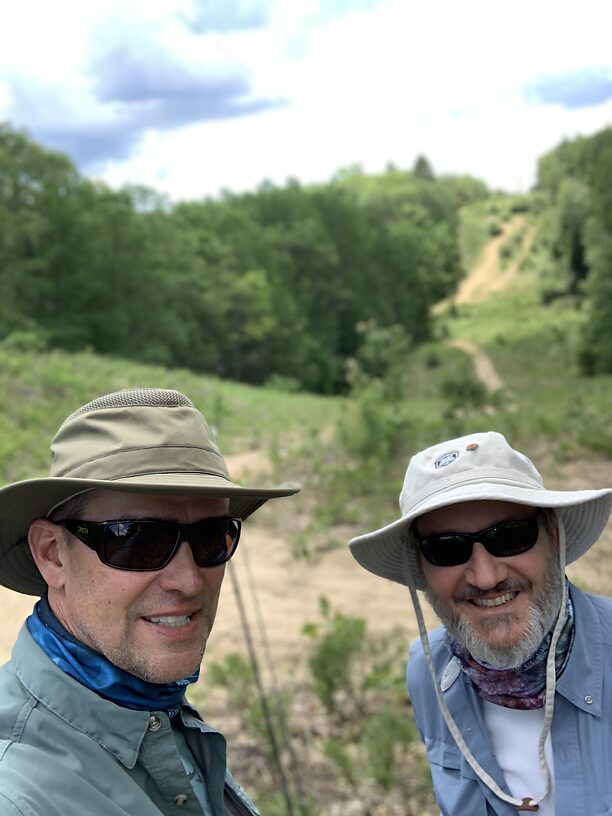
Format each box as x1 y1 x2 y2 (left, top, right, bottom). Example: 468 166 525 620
28 519 67 589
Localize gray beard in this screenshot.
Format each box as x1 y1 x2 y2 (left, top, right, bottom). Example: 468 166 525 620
424 558 565 669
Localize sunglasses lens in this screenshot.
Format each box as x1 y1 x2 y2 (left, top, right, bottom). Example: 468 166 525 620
190 518 241 567
417 514 541 567
102 518 241 570
418 536 472 567
104 522 177 570
482 516 540 557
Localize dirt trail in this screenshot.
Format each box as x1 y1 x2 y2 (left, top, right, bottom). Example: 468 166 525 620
446 216 534 393
455 215 530 304
448 338 504 392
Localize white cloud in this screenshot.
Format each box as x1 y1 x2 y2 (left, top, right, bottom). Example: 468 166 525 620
2 0 612 200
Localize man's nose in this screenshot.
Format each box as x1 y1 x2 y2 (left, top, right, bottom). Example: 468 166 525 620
158 540 204 593
464 541 508 590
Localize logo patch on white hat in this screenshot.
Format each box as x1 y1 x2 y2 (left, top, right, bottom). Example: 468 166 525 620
435 450 459 469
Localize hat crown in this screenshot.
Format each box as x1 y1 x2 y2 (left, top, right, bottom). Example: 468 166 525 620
50 388 230 482
399 431 544 517
60 388 194 426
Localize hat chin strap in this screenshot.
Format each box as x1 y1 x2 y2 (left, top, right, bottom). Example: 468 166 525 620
402 514 568 812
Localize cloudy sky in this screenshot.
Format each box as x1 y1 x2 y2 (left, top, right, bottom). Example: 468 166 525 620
2 0 612 202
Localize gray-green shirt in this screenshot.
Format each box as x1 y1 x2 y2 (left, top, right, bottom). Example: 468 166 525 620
0 624 259 815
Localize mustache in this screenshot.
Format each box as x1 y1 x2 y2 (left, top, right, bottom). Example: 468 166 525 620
454 579 532 603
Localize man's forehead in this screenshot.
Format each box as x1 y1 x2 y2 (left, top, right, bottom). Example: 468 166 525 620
414 499 537 534
84 489 230 520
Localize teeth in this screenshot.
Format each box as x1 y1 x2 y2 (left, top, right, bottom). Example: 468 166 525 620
472 592 516 608
145 615 191 627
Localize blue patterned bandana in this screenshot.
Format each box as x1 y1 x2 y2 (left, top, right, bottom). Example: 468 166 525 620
450 596 575 710
27 595 199 716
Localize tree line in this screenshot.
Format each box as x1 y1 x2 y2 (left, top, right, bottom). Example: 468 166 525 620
0 124 486 393
536 126 612 375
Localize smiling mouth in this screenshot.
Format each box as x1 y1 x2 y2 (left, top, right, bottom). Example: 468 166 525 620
144 615 193 628
470 591 518 608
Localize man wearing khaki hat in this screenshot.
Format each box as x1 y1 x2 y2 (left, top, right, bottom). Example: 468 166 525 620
349 431 612 815
0 388 298 815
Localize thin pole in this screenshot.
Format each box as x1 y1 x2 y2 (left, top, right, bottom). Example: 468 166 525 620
239 541 308 812
228 562 296 816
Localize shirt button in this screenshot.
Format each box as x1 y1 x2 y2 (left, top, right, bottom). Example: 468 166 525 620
584 695 594 705
148 714 162 731
174 794 188 806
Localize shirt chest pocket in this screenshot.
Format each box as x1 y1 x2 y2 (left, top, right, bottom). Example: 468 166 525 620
424 737 515 816
426 735 479 779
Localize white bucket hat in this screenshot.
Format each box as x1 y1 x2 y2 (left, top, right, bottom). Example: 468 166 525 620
349 431 612 590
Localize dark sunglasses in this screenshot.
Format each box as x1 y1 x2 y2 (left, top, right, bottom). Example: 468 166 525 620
415 512 543 567
61 517 241 571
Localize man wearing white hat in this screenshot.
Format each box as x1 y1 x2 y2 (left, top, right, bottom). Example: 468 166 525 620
349 431 612 815
0 388 299 815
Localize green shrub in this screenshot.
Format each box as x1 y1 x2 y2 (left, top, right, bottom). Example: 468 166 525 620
363 707 419 791
1 330 49 353
302 598 367 715
323 739 359 790
439 373 488 416
302 600 428 802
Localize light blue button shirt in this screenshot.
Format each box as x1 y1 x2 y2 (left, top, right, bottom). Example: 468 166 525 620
407 584 612 816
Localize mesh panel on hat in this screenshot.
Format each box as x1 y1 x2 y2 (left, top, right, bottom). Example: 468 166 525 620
61 389 194 427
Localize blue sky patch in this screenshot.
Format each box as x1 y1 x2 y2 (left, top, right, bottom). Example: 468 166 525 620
525 68 612 109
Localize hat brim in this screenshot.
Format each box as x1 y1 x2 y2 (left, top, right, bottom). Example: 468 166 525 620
349 483 612 590
0 474 299 596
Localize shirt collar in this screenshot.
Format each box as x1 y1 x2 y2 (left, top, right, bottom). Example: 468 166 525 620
13 624 219 767
555 583 603 717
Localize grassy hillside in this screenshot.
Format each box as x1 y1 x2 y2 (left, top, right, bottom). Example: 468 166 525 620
0 342 344 486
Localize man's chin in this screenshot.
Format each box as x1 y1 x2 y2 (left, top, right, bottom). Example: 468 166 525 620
467 641 528 669
455 616 544 668
433 607 537 667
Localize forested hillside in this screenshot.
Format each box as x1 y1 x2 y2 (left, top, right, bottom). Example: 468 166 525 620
0 124 488 393
4 121 612 395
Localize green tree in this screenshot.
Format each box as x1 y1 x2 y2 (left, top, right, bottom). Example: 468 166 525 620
579 219 612 374
412 154 435 180
0 123 84 337
550 178 591 294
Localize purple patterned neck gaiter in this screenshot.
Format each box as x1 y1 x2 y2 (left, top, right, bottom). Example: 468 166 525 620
450 596 574 710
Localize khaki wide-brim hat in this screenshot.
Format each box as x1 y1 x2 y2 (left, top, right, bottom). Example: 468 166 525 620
349 431 612 590
0 388 300 596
